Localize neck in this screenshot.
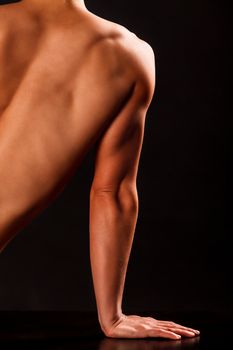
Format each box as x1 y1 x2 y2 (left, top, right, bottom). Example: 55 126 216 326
22 0 87 13
22 0 88 22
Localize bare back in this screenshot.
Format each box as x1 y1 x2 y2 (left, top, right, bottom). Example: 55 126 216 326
0 1 138 113
0 0 155 249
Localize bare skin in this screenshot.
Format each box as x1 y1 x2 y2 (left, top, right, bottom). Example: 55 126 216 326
0 0 200 339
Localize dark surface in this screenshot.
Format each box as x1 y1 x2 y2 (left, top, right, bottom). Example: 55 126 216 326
0 0 230 320
0 311 232 349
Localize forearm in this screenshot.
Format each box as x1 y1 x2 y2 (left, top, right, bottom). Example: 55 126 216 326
89 188 138 332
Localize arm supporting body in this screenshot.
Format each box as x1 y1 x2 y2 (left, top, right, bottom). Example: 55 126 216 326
88 69 153 332
88 38 156 335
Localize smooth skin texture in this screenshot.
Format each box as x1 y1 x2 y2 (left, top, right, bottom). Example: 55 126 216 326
0 0 199 339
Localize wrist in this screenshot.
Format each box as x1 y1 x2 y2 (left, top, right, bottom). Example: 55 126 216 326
98 311 125 333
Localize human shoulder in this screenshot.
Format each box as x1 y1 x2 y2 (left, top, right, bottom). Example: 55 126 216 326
111 24 156 106
77 16 156 106
89 22 155 81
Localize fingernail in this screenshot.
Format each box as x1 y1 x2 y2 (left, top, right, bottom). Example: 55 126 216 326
176 335 181 339
195 330 200 335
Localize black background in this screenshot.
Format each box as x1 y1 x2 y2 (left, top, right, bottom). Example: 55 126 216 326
0 0 230 318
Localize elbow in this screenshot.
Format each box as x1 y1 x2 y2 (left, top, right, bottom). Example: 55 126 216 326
90 183 139 213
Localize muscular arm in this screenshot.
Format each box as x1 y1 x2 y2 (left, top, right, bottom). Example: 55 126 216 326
89 41 200 339
89 40 155 332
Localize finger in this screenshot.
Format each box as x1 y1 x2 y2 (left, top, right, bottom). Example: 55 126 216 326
157 321 200 335
171 325 200 335
143 318 200 335
147 328 181 340
173 326 200 335
168 327 196 337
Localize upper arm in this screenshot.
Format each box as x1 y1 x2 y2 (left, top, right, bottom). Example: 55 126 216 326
90 39 156 194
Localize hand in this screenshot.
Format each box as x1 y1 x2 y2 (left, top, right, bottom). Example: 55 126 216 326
104 314 200 339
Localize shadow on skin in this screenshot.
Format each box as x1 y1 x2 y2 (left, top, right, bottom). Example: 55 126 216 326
98 336 200 350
